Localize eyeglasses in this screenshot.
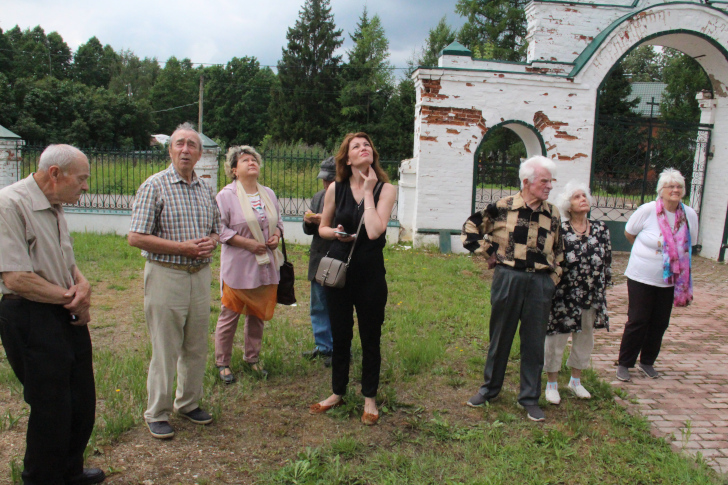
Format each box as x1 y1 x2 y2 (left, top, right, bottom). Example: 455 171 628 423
664 184 683 191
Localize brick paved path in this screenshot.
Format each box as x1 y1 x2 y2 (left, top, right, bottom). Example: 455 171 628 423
592 276 728 475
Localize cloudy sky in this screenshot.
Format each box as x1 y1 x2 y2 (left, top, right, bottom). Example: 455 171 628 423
3 0 466 74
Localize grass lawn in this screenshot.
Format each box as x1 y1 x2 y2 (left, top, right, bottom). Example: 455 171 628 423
0 234 723 484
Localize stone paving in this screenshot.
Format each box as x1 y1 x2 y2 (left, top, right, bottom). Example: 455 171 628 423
591 265 728 476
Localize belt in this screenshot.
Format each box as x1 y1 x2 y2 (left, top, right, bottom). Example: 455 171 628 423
150 260 209 274
1 294 23 301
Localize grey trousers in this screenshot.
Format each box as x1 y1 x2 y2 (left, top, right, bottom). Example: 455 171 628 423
477 265 556 406
143 262 211 423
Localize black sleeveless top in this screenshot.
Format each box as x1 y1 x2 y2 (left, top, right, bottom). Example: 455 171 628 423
328 179 386 263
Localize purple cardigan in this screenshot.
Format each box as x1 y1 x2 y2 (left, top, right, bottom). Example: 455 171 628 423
215 182 284 289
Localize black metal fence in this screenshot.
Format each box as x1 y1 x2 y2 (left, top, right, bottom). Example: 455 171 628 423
590 116 711 222
472 128 526 212
17 143 400 220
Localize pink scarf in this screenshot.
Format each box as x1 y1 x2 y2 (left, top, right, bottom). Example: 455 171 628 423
656 198 692 307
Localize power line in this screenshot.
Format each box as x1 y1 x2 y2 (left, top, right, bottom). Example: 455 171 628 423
150 102 198 114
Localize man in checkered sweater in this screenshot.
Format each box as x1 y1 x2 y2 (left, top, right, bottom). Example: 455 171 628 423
461 155 564 422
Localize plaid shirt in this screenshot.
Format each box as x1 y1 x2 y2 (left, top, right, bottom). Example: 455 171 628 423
130 164 221 265
461 192 564 284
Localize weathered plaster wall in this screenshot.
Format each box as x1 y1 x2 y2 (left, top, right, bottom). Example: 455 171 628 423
407 1 728 258
0 140 21 188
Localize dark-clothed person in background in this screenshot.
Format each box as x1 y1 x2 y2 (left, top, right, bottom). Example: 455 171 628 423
616 168 698 382
302 157 336 366
462 155 563 422
214 145 283 384
0 144 105 485
544 181 612 406
128 122 221 439
309 132 396 426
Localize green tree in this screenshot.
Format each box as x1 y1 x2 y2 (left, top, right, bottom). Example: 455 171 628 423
74 36 119 88
150 56 200 134
598 64 639 117
108 50 160 102
203 57 275 147
3 25 72 81
376 77 416 160
417 16 458 67
268 0 343 146
660 48 711 123
456 0 528 61
339 8 394 136
621 45 664 82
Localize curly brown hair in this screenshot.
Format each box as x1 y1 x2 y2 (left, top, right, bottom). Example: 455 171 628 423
333 132 389 183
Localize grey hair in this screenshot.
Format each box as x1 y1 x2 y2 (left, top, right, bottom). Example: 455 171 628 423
656 168 686 198
38 144 86 173
519 155 557 189
556 180 594 221
224 145 262 180
170 122 202 149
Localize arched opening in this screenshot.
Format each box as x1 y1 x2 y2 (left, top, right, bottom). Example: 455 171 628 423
472 121 546 213
589 31 722 248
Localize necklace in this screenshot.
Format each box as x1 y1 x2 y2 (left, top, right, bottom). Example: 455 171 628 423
572 220 589 235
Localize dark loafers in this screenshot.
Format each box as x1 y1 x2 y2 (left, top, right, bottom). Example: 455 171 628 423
66 467 106 485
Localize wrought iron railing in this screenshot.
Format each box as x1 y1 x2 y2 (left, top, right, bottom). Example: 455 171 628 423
18 145 400 220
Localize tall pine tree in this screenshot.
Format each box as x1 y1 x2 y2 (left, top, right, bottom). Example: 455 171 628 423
268 0 343 146
339 8 393 137
456 0 528 61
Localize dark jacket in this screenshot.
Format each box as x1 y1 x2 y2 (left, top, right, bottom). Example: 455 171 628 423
303 189 332 281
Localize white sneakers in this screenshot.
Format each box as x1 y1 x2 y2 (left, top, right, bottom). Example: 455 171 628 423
545 387 561 405
545 381 592 404
568 381 592 399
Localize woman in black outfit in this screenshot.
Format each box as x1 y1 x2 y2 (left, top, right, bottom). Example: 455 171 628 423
308 132 396 425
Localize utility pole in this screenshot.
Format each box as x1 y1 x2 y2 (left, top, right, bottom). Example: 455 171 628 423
198 74 204 134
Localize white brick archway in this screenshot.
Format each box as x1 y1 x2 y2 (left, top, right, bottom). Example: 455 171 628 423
403 0 728 258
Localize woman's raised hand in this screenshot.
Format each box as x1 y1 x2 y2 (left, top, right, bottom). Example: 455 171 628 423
359 166 377 193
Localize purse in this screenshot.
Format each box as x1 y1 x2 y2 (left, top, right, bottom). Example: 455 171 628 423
315 211 366 289
277 237 297 305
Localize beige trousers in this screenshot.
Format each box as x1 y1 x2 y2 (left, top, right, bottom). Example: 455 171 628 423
143 262 211 423
544 308 596 373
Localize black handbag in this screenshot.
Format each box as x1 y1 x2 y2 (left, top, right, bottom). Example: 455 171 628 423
277 237 296 305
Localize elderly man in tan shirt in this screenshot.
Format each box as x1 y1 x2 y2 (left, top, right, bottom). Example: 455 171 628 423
0 145 105 485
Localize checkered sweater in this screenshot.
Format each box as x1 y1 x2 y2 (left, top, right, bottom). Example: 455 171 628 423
461 192 564 285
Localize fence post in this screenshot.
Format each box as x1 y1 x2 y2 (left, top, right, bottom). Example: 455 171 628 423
0 129 23 189
196 133 220 193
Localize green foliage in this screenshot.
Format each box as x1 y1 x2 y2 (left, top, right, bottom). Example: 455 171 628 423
660 48 711 123
73 36 119 88
456 0 528 62
621 45 664 83
598 64 640 117
417 17 458 68
2 25 72 81
150 56 200 134
107 49 161 103
203 57 275 147
268 0 343 147
339 8 394 136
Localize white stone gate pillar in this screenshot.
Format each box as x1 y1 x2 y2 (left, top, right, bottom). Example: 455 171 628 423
196 133 220 193
0 126 23 189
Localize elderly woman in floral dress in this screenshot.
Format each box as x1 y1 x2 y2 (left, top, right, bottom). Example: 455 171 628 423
544 181 612 405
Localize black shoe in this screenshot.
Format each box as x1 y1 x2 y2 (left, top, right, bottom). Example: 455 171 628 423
466 392 489 408
302 348 323 360
323 355 332 367
147 420 175 439
66 468 106 485
522 404 545 422
217 365 236 384
180 407 213 425
638 363 660 379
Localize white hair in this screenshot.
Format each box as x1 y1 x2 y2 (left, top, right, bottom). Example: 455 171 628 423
519 155 557 189
38 144 86 173
656 168 686 199
170 122 203 149
556 180 594 221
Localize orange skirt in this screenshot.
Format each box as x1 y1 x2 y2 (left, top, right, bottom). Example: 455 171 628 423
221 282 277 321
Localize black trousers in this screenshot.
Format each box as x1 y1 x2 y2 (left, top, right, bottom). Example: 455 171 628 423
0 298 96 485
477 266 555 406
618 278 675 368
326 258 387 398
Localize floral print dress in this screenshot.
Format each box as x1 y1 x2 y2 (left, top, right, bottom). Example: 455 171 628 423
547 219 612 335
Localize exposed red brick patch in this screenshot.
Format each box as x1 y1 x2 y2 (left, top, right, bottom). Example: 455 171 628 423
534 111 568 132
421 106 488 136
557 153 588 161
420 135 438 142
421 79 448 100
464 141 472 153
568 93 577 97
446 128 460 134
466 83 474 87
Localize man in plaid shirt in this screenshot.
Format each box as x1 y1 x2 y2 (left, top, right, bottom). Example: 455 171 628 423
461 155 563 422
128 122 221 439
